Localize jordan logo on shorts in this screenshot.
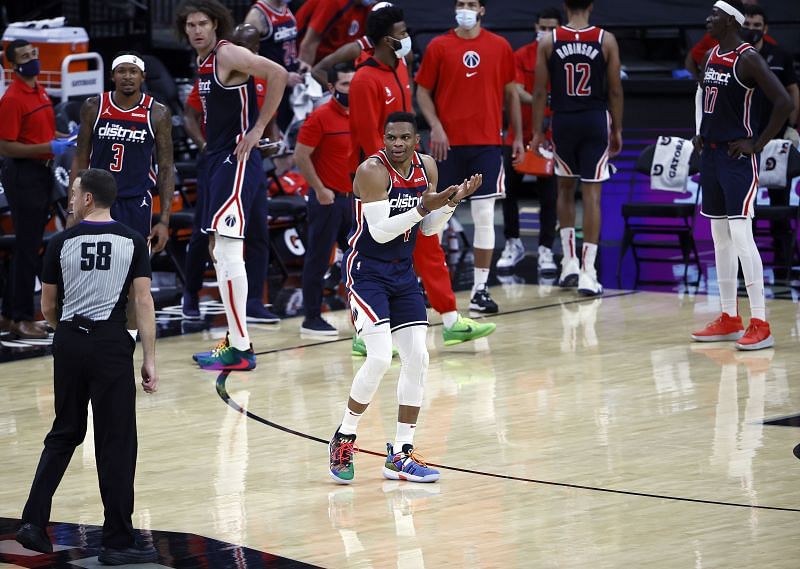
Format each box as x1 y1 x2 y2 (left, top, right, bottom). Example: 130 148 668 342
224 154 233 165
140 196 148 208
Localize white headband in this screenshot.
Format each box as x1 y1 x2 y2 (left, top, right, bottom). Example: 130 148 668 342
111 55 145 72
714 1 745 26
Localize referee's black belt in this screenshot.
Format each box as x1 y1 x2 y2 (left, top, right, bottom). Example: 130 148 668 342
61 315 119 335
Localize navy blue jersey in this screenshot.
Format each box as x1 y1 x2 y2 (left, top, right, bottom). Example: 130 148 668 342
346 150 430 263
548 26 608 113
252 0 299 71
700 43 759 142
89 91 156 198
196 40 261 155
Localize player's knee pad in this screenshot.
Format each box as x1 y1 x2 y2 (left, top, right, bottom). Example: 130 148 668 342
471 198 496 250
394 326 429 407
213 236 246 280
349 324 393 404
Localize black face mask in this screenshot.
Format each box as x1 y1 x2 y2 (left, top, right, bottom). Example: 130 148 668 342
741 28 764 45
333 89 349 108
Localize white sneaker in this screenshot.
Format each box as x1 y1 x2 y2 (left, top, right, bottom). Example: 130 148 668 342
559 256 580 288
496 238 525 269
577 271 603 296
537 246 558 277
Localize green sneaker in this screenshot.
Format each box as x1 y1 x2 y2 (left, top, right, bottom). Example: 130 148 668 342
442 315 496 346
351 336 399 357
329 429 357 484
196 344 256 371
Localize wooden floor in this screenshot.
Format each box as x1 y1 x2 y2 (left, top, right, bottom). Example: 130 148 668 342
2 283 799 568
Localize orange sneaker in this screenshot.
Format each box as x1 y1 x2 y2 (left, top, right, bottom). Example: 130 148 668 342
735 318 774 351
691 312 744 342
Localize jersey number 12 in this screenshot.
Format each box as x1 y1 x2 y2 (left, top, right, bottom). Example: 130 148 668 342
565 63 592 97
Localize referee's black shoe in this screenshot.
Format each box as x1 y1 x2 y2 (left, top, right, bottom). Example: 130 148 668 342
16 522 52 553
98 542 157 565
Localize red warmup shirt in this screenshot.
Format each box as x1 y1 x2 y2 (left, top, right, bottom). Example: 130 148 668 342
690 31 776 65
186 76 268 135
416 29 515 147
300 0 370 63
348 56 412 172
504 40 554 146
0 75 56 159
296 98 352 193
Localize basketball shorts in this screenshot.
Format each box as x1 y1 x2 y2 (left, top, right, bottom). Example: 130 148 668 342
203 149 265 239
700 144 759 219
111 193 152 239
343 252 428 335
437 145 505 200
552 109 611 182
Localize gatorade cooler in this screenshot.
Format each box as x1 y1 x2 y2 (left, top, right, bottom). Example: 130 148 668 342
2 19 89 91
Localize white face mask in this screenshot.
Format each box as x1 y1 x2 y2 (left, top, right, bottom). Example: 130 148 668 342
455 9 478 30
390 36 412 59
536 30 549 42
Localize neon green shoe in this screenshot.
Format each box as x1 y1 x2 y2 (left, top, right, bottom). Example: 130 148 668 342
351 336 399 357
442 315 496 346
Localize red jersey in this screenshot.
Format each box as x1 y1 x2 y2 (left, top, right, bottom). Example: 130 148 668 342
504 40 553 145
415 29 515 146
690 31 776 65
296 98 352 193
0 75 56 159
348 56 412 172
299 0 370 63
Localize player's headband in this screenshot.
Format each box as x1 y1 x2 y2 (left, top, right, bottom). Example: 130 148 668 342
713 1 745 26
111 55 145 72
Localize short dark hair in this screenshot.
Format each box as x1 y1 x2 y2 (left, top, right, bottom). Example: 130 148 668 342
175 0 234 43
77 169 118 208
366 6 405 45
744 4 767 23
564 0 593 10
453 0 487 6
5 39 31 65
327 62 356 85
538 7 563 24
385 112 417 132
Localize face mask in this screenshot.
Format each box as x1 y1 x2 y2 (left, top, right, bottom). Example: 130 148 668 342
333 89 349 108
390 36 412 59
536 30 549 42
455 9 478 30
16 59 40 77
741 28 764 45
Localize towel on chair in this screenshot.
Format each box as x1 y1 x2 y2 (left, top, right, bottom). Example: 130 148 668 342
650 136 694 192
758 139 791 189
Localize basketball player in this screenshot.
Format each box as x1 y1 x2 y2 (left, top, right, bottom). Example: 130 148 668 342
416 0 524 314
329 112 482 484
71 52 174 253
690 0 791 350
532 0 624 296
176 0 288 371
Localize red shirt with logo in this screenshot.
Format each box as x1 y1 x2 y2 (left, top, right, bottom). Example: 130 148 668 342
0 75 56 159
297 98 352 193
299 0 370 63
415 29 515 146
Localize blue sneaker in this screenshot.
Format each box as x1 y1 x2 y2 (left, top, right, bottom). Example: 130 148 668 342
246 299 280 323
382 443 440 483
192 333 228 362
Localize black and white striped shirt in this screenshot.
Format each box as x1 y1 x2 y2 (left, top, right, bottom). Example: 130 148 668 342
42 221 151 323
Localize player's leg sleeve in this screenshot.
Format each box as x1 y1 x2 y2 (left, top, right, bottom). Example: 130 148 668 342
470 198 496 250
349 321 393 405
392 325 429 407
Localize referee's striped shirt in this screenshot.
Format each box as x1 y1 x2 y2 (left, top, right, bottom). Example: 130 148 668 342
42 220 151 323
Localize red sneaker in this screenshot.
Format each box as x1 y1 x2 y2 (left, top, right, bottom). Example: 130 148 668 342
691 312 744 342
735 318 774 351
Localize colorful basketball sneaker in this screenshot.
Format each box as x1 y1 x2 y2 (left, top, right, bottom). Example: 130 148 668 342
735 318 774 351
192 333 229 362
691 312 744 342
442 315 496 346
196 344 256 371
329 429 357 484
383 443 440 483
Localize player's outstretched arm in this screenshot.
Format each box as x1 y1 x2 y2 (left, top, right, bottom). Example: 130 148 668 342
531 36 552 154
311 40 362 87
603 31 624 157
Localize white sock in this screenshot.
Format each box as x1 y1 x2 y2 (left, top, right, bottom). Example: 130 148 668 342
127 329 138 340
442 311 458 329
582 242 598 274
339 408 362 436
729 219 766 321
711 219 738 316
473 268 490 294
394 422 416 451
218 269 250 350
560 227 576 260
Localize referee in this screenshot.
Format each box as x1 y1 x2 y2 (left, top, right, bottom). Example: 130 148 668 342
16 169 159 565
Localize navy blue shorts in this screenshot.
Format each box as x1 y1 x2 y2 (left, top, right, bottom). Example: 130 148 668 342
700 144 760 219
202 149 265 239
111 193 152 239
437 145 505 200
343 252 428 334
552 109 610 182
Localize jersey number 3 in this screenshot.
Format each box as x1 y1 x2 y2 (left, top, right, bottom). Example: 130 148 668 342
110 143 125 172
565 63 592 97
81 241 112 271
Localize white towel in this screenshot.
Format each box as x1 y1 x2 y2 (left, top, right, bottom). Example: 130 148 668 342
650 136 694 192
290 74 324 122
758 139 791 189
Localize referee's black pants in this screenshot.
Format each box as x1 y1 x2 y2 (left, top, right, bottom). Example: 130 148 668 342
22 322 138 549
1 158 52 322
